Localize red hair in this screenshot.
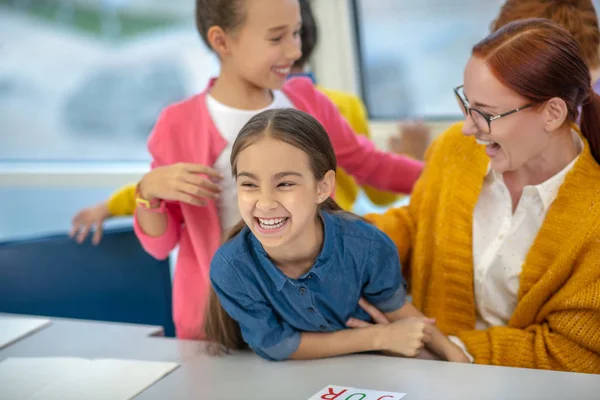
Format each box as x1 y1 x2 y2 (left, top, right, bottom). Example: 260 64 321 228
491 0 600 68
473 18 600 164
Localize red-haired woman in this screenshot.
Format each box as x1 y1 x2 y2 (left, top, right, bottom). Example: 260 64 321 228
352 19 600 373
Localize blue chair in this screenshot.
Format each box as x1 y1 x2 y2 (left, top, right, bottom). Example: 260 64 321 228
0 227 174 337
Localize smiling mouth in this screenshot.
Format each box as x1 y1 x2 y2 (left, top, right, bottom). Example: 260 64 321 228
271 66 291 76
255 217 289 230
476 138 501 150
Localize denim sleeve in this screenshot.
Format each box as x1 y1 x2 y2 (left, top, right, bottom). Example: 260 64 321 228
210 254 301 361
362 230 407 313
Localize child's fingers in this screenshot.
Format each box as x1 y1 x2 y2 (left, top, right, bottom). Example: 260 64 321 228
358 297 390 324
76 223 91 244
345 318 372 329
92 224 104 246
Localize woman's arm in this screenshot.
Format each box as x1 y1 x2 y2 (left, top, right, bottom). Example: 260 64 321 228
457 279 600 373
308 84 423 195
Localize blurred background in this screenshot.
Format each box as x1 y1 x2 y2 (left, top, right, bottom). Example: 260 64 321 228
2 0 599 239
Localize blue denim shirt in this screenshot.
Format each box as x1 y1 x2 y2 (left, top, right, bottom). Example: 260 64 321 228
210 211 406 361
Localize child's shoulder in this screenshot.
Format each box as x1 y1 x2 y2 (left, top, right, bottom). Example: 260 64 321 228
148 88 224 163
213 226 253 264
158 92 207 125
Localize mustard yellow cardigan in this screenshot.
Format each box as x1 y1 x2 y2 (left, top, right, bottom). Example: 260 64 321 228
368 122 600 373
106 88 398 215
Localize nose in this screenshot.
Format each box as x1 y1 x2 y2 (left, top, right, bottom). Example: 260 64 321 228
461 113 478 137
255 188 278 212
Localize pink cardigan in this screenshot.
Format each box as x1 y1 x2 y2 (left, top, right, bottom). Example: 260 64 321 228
134 77 423 339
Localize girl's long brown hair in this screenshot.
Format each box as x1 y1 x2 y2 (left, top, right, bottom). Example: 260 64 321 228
473 18 600 164
204 108 354 352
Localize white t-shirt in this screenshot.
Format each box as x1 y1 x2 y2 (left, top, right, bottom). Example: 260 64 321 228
206 91 294 231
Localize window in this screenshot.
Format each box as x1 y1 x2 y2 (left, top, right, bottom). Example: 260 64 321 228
0 0 218 161
352 0 600 119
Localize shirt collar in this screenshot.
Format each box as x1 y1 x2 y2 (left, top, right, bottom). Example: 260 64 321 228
484 130 583 210
249 210 336 291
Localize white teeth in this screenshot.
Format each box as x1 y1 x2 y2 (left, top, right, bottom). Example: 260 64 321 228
257 217 287 230
272 67 290 75
476 138 494 146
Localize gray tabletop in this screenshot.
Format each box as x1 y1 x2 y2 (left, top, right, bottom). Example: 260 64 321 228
1 316 599 400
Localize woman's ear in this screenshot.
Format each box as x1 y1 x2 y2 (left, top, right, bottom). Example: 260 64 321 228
316 170 336 203
207 26 230 57
543 97 569 132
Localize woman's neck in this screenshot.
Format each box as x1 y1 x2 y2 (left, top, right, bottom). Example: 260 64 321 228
265 216 324 280
210 67 273 110
503 127 580 204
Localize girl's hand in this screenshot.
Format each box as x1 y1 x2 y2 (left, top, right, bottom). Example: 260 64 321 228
376 317 436 357
70 202 112 245
346 299 435 357
139 163 223 207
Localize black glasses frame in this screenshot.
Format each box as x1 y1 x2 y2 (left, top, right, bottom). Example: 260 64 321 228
454 85 535 133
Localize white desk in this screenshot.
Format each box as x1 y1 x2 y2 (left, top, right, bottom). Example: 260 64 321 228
1 316 599 400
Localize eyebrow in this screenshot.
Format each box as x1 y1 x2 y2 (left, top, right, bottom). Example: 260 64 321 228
464 92 497 111
268 25 287 33
473 101 497 111
268 21 302 33
237 171 303 179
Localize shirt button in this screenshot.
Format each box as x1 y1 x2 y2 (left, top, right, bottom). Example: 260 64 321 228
307 275 312 280
308 307 315 313
299 287 306 294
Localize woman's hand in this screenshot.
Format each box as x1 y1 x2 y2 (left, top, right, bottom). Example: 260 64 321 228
138 163 223 207
347 297 391 327
444 342 472 363
388 120 430 160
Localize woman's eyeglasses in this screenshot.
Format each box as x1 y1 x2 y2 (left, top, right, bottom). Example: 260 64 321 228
454 85 535 134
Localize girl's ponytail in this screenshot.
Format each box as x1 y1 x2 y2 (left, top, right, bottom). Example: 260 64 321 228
204 219 248 354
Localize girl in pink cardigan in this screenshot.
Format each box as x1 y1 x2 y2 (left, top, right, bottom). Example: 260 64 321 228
134 0 423 340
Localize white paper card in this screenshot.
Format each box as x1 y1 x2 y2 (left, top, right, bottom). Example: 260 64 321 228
0 357 85 400
0 357 179 400
0 316 51 349
308 385 407 400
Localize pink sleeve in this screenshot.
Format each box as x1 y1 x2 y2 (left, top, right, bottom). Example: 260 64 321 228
133 109 184 260
315 90 424 194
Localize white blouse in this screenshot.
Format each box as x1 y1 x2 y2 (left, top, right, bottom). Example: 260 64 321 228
449 132 583 358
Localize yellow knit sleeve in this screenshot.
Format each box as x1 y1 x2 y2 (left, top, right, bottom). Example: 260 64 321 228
106 183 137 216
458 278 600 373
365 137 440 279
